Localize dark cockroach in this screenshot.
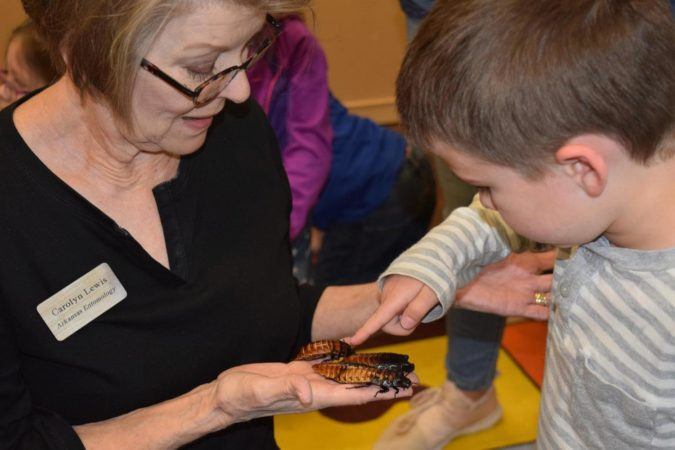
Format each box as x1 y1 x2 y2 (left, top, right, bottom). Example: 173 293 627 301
341 352 415 374
313 362 412 396
294 339 353 361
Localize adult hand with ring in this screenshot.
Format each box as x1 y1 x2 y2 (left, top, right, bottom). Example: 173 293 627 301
534 292 550 307
452 250 556 321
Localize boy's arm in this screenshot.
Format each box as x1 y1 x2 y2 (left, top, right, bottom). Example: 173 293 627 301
348 196 546 345
384 196 531 318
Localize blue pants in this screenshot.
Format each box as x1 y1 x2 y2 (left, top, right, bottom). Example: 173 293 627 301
291 227 312 285
445 308 506 391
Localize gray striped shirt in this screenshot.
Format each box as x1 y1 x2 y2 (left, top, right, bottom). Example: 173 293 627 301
380 205 675 448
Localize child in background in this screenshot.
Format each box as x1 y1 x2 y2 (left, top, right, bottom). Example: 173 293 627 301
248 15 332 282
311 93 435 286
353 1 675 448
249 15 436 285
0 20 57 108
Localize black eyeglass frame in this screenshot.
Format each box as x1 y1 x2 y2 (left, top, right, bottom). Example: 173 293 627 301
140 14 281 105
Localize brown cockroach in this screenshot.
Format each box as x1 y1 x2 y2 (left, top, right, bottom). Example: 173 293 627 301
313 362 412 396
294 339 353 361
341 352 415 374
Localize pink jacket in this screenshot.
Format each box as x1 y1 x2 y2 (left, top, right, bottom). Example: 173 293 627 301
248 16 332 240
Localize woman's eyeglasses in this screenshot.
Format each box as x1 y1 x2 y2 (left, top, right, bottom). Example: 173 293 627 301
141 14 281 106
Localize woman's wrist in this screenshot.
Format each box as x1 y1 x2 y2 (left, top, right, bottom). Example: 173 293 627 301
74 381 234 450
183 381 236 437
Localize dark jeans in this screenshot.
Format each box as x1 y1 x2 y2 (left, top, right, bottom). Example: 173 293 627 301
313 150 435 286
445 309 506 391
291 227 312 285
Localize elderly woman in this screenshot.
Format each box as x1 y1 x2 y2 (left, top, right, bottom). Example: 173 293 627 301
0 0 414 449
0 0 558 448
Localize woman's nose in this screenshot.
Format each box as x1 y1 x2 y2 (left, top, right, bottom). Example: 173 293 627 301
219 70 250 104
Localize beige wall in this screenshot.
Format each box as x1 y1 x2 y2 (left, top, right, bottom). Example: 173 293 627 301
312 0 408 123
0 0 407 123
0 0 27 55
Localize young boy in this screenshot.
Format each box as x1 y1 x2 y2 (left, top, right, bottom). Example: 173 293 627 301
352 1 675 448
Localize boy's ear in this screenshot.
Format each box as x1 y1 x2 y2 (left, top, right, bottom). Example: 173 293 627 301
555 144 608 197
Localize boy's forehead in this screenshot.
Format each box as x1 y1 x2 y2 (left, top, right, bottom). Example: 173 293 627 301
429 139 461 161
429 140 488 174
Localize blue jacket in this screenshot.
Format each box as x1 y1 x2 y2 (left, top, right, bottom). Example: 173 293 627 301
399 0 435 20
402 0 674 18
311 95 406 229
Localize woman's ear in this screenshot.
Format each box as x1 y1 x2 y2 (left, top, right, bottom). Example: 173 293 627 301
555 143 608 197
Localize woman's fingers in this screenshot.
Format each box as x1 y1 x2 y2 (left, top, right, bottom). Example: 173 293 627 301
534 273 553 292
524 304 550 321
217 360 417 423
312 376 415 407
530 249 556 272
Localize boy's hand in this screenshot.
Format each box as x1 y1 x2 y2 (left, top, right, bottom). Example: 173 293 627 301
345 275 438 346
346 250 556 346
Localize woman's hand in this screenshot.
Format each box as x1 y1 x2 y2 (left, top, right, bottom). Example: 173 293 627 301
212 361 415 424
76 360 415 450
454 250 554 320
346 250 555 346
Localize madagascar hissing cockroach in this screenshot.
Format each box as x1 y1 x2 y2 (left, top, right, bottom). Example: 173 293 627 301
313 362 412 396
294 339 353 361
341 352 415 374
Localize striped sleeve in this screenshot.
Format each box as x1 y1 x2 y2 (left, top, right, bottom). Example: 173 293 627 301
378 196 533 321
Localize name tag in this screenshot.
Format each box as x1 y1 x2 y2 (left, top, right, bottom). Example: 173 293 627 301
37 263 127 341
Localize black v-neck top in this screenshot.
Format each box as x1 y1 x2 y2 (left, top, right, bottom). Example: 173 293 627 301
0 94 322 449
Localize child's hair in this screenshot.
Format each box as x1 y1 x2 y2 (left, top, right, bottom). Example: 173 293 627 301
8 19 59 84
397 0 675 176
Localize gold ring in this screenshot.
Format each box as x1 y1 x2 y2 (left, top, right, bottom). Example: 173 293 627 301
534 292 549 306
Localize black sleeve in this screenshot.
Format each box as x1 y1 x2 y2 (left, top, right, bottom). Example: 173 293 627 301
0 311 85 450
295 283 324 346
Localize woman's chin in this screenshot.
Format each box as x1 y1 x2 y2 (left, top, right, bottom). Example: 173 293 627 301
160 133 208 156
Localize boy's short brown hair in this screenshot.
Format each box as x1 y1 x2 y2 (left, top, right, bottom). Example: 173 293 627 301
21 0 309 125
397 0 675 175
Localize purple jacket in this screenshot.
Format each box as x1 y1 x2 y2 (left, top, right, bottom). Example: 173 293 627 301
248 17 332 240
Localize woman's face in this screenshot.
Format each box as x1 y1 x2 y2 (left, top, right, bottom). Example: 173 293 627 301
128 2 265 155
